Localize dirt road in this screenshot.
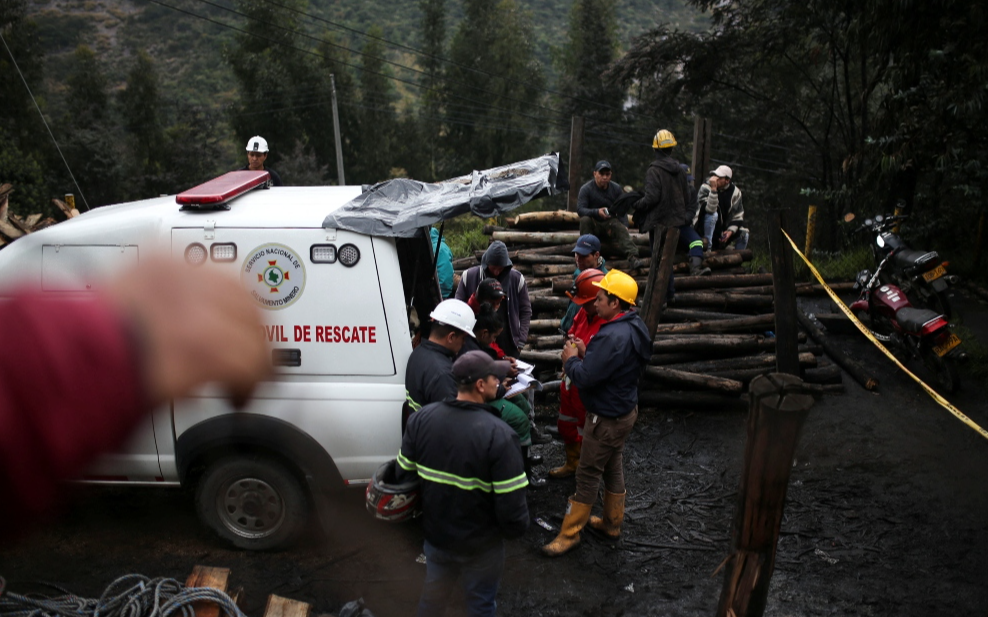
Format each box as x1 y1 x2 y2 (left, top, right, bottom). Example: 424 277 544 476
3 293 987 616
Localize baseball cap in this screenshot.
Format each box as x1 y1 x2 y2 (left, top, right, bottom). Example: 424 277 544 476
708 164 733 179
477 278 505 302
572 234 601 256
594 160 612 172
453 350 511 385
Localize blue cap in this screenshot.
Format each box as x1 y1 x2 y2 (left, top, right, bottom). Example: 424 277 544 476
572 234 601 256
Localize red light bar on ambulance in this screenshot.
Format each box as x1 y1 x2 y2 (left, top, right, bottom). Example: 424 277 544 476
176 170 271 209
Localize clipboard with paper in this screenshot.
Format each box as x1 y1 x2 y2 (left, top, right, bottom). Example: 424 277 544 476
505 359 542 398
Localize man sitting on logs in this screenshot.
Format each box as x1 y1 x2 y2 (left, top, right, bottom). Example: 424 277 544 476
560 234 609 333
577 161 642 267
543 270 651 557
549 268 606 480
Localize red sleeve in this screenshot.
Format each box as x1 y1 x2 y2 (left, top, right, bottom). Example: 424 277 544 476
0 292 146 531
490 342 506 359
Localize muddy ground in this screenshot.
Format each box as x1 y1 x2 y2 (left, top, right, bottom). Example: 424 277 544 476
2 292 988 616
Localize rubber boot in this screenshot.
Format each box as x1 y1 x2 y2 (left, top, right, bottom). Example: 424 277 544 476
689 255 712 276
541 498 592 557
588 490 626 539
523 447 546 489
549 442 581 479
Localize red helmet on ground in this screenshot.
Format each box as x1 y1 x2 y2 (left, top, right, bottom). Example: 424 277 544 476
365 459 421 522
566 268 605 305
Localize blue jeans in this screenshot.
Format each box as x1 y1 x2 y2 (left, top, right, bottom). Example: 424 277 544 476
703 212 718 248
418 540 505 617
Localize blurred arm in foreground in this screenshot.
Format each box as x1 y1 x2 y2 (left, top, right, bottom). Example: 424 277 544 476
0 260 268 529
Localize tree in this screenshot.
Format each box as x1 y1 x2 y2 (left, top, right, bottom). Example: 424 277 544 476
226 0 329 172
443 0 549 175
119 50 165 200
316 32 359 185
352 27 399 184
418 0 445 180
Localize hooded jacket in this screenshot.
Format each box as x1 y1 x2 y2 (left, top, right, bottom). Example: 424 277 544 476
563 309 651 418
430 227 455 299
634 152 691 233
455 242 532 350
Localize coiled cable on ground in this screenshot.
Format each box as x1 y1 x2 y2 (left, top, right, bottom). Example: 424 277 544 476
0 575 247 617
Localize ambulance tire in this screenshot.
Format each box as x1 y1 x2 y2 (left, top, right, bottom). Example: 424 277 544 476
196 455 307 550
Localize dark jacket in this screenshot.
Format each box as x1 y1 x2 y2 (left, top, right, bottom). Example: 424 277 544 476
455 243 531 350
577 179 627 226
563 310 651 417
634 152 691 233
404 339 457 414
240 165 283 186
397 399 529 554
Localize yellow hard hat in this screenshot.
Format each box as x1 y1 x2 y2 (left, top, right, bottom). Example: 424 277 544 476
593 269 638 306
652 129 677 149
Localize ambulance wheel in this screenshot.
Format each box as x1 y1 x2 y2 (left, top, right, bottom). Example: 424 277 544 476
196 456 307 550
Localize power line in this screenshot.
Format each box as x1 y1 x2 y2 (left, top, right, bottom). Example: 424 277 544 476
225 0 664 125
0 31 90 211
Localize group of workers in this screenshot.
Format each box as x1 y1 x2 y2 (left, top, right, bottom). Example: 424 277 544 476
398 128 743 616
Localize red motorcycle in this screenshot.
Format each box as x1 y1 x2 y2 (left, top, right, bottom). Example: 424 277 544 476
850 255 963 394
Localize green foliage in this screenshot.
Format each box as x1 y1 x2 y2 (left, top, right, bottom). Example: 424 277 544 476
440 217 488 259
0 127 50 216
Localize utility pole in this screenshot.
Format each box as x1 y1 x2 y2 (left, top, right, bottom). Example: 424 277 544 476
330 74 345 186
691 116 712 189
567 115 585 211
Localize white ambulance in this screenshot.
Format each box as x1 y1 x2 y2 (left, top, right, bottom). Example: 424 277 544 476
0 156 558 549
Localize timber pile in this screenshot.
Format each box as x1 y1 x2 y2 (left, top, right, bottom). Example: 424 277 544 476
0 183 76 247
454 210 851 410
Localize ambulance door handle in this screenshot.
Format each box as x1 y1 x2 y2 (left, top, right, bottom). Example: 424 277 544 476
272 349 301 367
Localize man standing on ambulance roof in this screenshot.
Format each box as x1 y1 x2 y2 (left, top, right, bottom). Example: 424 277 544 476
402 298 476 432
242 136 283 186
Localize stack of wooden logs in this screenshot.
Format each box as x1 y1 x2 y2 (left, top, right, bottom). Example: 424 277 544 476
0 183 77 247
454 210 854 410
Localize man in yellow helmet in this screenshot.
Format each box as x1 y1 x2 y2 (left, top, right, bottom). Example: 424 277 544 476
633 129 692 242
542 269 651 557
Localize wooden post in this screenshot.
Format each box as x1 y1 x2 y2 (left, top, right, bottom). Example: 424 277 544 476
804 205 817 258
263 595 311 617
567 115 585 212
329 74 346 186
770 210 799 375
691 117 712 190
716 373 814 617
640 226 680 339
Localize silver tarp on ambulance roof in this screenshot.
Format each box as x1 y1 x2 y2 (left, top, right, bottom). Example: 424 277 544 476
322 153 560 237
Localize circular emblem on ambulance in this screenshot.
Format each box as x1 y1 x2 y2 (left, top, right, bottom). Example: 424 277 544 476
242 243 306 310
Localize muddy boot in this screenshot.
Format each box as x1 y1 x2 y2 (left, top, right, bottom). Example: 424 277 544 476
542 498 592 557
529 424 553 445
588 490 626 539
549 442 581 479
689 256 711 277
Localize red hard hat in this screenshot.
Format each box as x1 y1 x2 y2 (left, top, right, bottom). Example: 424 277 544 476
566 268 605 305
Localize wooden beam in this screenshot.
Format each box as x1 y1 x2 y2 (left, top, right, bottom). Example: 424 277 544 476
263 595 311 617
185 565 230 617
640 226 680 340
770 210 800 375
567 115 585 212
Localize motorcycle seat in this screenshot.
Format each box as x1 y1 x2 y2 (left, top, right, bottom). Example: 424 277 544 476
895 306 941 333
893 249 938 270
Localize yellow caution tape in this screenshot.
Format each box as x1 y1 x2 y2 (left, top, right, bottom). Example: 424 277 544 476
782 230 988 441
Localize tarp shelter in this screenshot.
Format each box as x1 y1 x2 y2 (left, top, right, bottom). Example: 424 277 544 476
322 153 560 236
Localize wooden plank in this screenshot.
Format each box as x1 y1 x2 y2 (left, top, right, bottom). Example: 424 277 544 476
264 595 311 617
770 210 800 375
186 565 230 617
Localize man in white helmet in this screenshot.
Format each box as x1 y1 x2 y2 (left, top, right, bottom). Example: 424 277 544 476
402 298 476 432
242 135 283 186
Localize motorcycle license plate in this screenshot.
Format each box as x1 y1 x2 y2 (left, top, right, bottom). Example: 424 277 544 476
934 333 961 357
922 264 946 282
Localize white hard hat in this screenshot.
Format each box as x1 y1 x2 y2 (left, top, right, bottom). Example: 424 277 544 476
709 164 733 179
429 299 477 338
246 136 269 153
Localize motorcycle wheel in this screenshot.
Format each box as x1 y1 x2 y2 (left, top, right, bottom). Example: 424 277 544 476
920 348 961 395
